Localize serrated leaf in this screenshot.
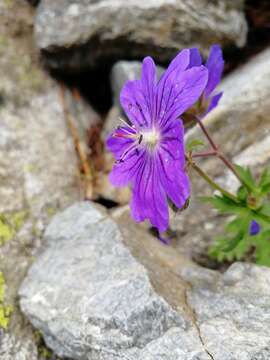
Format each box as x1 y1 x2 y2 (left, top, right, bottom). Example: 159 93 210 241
234 164 256 191
186 139 205 152
259 168 270 188
253 230 270 266
203 195 246 215
237 185 248 202
260 183 270 196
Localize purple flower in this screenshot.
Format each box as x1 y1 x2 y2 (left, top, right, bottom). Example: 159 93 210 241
249 220 261 236
189 45 224 115
107 50 208 232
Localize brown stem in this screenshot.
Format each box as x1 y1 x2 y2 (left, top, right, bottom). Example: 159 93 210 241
192 150 217 158
59 84 94 200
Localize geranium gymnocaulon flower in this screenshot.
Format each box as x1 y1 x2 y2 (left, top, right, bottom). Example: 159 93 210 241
107 49 208 233
186 44 224 118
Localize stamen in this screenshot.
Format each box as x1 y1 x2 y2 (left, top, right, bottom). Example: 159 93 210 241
116 142 138 163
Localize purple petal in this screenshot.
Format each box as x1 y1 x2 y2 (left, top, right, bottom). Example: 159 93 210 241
164 49 190 75
205 44 224 98
109 147 145 187
157 120 190 207
159 65 208 125
130 155 169 232
120 80 152 129
155 49 190 120
189 48 202 67
141 57 157 122
106 127 134 158
205 91 223 115
249 220 261 236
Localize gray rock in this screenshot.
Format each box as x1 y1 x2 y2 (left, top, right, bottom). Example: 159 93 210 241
19 202 211 360
183 262 270 360
111 61 165 108
0 1 79 358
0 333 38 360
34 0 247 71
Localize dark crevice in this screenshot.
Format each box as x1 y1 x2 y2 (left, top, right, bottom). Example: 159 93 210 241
94 197 119 209
50 64 113 115
223 0 270 74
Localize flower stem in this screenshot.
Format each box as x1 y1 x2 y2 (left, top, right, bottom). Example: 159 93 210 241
186 156 239 202
192 150 217 158
195 116 243 185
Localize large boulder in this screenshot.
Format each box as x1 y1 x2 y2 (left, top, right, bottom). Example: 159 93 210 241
0 1 79 357
183 263 270 359
19 202 209 360
19 202 270 359
34 0 247 72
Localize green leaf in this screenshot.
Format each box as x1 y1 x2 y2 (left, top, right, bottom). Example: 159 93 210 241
234 164 256 191
237 186 248 202
202 194 246 215
186 139 205 152
259 168 270 188
253 230 270 266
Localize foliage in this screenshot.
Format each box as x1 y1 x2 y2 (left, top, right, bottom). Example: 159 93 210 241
0 210 28 245
204 166 270 266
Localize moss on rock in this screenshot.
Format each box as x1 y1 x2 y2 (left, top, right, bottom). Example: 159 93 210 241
0 272 13 329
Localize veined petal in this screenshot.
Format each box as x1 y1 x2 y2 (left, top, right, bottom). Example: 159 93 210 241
205 91 223 115
109 148 145 187
205 44 224 98
120 80 152 128
130 154 169 232
106 127 134 158
157 120 190 207
141 57 157 122
160 65 208 125
189 48 202 67
155 49 190 121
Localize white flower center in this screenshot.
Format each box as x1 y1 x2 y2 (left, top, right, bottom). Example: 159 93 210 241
141 128 160 148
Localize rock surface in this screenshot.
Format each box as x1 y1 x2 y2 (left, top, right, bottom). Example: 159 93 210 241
19 202 211 360
34 0 247 71
0 1 80 358
0 333 38 360
19 202 270 360
183 262 270 360
110 61 165 108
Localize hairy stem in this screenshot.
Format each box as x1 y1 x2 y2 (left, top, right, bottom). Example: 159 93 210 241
186 156 239 202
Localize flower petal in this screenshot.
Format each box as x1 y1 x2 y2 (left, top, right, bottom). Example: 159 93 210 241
157 120 190 207
106 127 134 158
109 147 145 187
155 49 190 121
120 80 152 128
189 48 202 67
141 56 157 123
205 44 224 98
205 91 223 115
159 65 208 125
120 57 157 129
130 154 169 231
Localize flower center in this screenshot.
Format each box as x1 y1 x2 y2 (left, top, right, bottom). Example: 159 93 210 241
141 128 160 148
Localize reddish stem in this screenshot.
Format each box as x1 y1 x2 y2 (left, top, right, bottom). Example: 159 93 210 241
194 116 243 184
192 150 217 158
